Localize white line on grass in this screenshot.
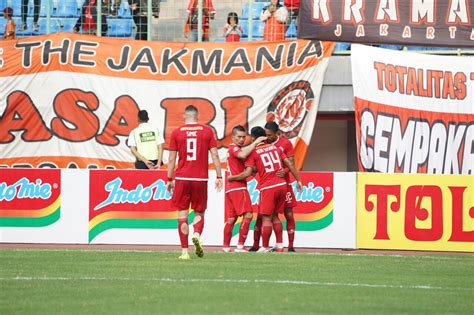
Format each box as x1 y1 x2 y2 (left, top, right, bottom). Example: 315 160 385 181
1 276 472 291
2 248 471 261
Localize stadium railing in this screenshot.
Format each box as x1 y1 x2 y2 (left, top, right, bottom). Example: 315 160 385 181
0 0 472 55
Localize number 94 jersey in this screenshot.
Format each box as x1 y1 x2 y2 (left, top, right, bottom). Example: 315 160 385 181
169 123 217 181
245 143 287 191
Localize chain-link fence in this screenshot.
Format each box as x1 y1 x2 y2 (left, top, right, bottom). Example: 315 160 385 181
1 0 473 55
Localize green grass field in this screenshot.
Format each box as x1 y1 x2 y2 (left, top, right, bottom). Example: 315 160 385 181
1 248 472 314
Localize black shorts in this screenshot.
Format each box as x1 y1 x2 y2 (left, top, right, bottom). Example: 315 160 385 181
135 160 158 169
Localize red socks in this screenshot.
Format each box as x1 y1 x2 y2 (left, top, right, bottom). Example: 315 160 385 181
193 212 205 235
223 220 235 248
285 211 296 248
272 218 283 244
253 216 262 248
238 216 252 246
178 218 188 249
261 220 273 248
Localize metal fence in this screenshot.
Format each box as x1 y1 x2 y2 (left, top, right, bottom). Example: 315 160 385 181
1 0 473 55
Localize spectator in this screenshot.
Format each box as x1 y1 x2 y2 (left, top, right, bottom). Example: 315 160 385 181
2 7 15 40
129 0 161 40
223 12 243 42
284 0 299 24
184 0 215 42
260 0 288 41
73 0 108 36
19 0 39 32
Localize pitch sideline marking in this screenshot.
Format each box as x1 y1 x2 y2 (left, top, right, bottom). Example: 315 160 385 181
0 276 472 291
1 248 471 261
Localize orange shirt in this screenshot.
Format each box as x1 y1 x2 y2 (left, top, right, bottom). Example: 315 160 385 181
3 19 16 40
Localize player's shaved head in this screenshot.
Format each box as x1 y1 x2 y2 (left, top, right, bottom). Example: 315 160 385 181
232 125 246 135
184 105 198 122
251 126 266 139
264 121 279 132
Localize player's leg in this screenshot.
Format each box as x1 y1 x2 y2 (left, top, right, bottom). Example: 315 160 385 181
236 212 253 252
257 189 273 252
284 186 298 251
190 181 208 258
272 185 287 252
223 192 237 252
284 208 296 252
259 215 273 252
178 210 191 260
250 215 262 251
235 190 253 252
272 213 284 252
223 217 236 252
172 180 192 260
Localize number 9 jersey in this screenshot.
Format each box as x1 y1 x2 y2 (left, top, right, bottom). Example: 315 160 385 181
169 123 217 181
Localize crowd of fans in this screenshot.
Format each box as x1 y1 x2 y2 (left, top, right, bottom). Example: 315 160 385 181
1 0 300 41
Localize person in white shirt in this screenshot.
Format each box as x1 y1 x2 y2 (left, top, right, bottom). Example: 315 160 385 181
128 110 164 169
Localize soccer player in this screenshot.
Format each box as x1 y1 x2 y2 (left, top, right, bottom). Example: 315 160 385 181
265 121 298 251
243 127 302 252
166 105 223 260
223 125 266 252
250 121 299 252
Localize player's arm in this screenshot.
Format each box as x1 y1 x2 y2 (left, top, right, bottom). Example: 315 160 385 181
228 166 253 182
130 146 155 169
210 147 223 192
236 136 267 160
166 150 177 193
283 157 303 193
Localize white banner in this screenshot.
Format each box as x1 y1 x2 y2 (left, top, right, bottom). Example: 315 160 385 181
351 44 474 174
0 34 334 169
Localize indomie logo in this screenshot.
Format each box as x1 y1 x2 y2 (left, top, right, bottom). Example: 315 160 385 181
94 177 171 210
0 177 52 201
247 179 326 205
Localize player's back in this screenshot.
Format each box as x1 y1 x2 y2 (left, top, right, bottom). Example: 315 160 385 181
247 143 286 190
170 123 217 181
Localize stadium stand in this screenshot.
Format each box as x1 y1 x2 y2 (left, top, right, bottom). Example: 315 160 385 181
106 17 132 37
53 0 79 18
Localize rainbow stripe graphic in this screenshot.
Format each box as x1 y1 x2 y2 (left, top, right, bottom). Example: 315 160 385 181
89 210 195 242
0 196 61 227
231 200 333 237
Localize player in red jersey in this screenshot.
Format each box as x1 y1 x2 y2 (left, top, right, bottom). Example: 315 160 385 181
223 125 266 253
243 126 302 252
250 121 299 252
166 105 223 260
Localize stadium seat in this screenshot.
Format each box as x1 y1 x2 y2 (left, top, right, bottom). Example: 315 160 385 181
407 46 457 52
242 2 268 20
240 18 265 38
54 0 79 17
10 0 22 16
38 1 54 17
57 17 77 32
117 1 131 18
379 44 403 50
0 0 6 11
0 17 6 35
334 42 351 51
286 21 297 39
106 18 132 37
34 17 64 34
13 16 32 35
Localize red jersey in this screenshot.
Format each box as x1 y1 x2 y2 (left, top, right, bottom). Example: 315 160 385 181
245 143 286 191
273 136 295 183
169 123 217 181
226 144 247 193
